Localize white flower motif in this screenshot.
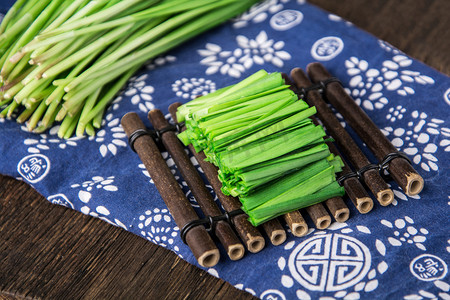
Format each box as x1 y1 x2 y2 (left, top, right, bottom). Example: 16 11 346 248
382 110 448 172
172 78 216 100
88 112 127 157
199 43 247 78
22 125 82 153
145 55 176 70
404 281 450 300
238 31 291 68
234 284 256 296
232 0 287 29
80 205 127 230
378 40 401 54
108 94 123 112
123 73 155 113
71 175 117 193
344 57 388 110
328 14 352 26
386 105 406 122
138 208 179 251
390 184 420 206
71 176 125 229
345 56 434 110
198 31 291 78
381 216 428 250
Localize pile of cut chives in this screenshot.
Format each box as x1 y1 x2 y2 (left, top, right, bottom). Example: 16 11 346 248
176 70 345 226
0 0 257 138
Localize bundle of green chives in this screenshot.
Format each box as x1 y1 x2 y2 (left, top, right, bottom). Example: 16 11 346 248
176 70 345 226
0 0 258 138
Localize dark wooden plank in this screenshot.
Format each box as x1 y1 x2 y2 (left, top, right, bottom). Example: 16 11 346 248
1 1 448 299
0 175 255 300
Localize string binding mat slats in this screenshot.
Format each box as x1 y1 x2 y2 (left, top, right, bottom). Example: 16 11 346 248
336 152 412 184
180 209 244 244
325 138 374 214
289 67 394 207
168 102 267 252
282 73 351 220
121 112 220 268
307 62 424 196
127 123 185 152
148 109 245 261
168 103 289 249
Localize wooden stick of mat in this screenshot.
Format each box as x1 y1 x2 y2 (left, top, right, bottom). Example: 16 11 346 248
283 210 308 237
326 140 374 214
121 112 219 267
325 196 350 222
148 109 245 261
307 62 424 196
168 103 266 252
290 68 394 206
282 73 350 221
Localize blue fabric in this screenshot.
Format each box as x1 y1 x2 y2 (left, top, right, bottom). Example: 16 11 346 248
1 1 449 299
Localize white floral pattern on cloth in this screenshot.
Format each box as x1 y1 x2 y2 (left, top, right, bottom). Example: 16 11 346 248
382 110 450 172
123 73 155 113
328 14 353 26
172 78 216 100
390 184 420 206
380 216 429 251
88 111 127 157
137 208 180 253
145 55 176 70
275 223 387 299
404 280 450 300
378 40 402 55
71 176 127 230
232 0 299 29
344 56 435 110
22 125 82 153
234 284 257 296
198 31 291 78
385 105 407 122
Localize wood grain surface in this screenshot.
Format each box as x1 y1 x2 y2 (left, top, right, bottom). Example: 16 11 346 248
1 1 449 299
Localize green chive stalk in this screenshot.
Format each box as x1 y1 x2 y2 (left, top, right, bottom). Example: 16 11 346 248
0 0 258 137
176 69 346 226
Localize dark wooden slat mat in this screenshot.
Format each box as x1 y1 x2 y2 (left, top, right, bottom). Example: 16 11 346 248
1 1 448 299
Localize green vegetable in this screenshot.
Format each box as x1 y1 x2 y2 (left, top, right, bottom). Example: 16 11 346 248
0 0 258 138
177 70 345 226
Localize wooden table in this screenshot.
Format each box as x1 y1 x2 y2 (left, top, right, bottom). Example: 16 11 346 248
1 1 449 299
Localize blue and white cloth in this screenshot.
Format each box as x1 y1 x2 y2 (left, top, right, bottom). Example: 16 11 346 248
1 1 449 299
